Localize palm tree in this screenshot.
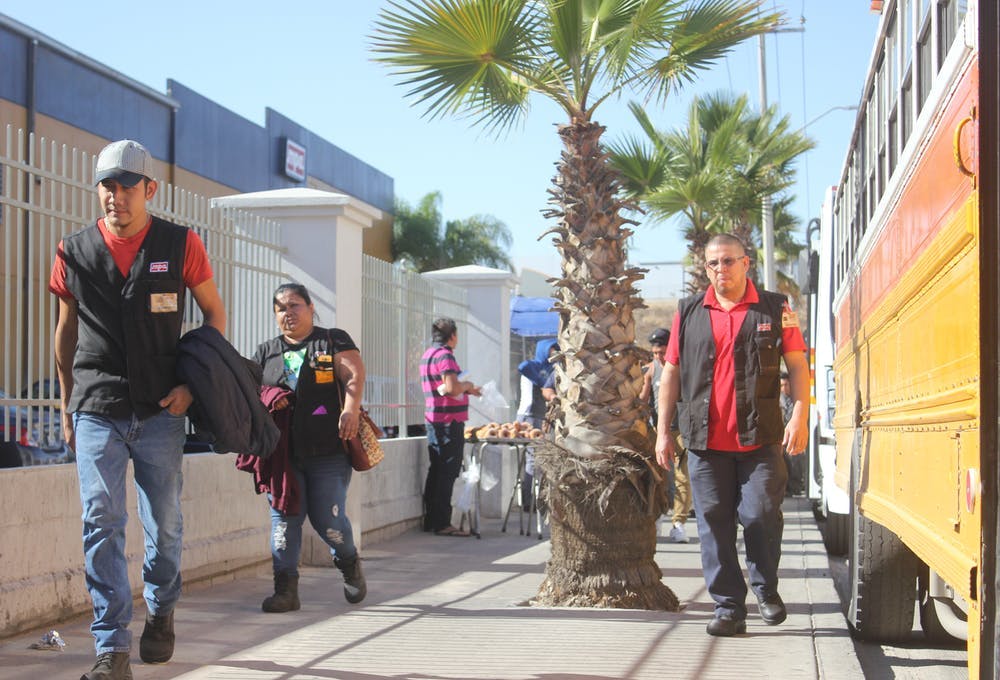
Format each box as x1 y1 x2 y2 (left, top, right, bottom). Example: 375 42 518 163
770 194 807 303
609 91 814 292
393 191 514 272
372 0 779 609
393 192 447 271
442 214 514 270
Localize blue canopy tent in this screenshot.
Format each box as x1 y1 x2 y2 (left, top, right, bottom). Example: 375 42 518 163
509 296 559 417
509 296 559 337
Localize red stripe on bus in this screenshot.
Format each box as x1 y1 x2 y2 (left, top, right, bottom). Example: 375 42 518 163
836 62 978 347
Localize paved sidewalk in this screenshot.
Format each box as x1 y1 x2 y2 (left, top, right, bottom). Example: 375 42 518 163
0 497 863 679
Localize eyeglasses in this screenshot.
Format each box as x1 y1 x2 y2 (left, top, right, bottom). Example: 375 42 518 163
705 255 746 271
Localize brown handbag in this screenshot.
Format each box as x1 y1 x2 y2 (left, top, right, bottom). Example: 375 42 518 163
328 329 384 471
344 409 385 471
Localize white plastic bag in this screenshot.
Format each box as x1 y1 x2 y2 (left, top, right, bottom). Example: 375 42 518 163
476 380 509 410
452 459 480 513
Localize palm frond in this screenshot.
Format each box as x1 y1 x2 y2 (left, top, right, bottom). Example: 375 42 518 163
606 134 671 198
371 0 547 130
637 1 779 101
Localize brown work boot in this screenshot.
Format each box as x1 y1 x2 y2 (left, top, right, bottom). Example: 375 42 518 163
81 651 133 679
262 571 300 612
139 609 174 663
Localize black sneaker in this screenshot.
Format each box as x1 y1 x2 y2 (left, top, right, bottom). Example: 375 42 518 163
139 610 175 663
81 651 133 680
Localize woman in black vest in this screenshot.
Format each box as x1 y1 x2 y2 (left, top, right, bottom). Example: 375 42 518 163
248 283 367 611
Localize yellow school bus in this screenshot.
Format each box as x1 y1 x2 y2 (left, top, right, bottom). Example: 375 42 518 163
826 1 998 677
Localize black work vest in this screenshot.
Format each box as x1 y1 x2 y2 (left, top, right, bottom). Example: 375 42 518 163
62 218 188 419
256 328 357 460
676 289 786 450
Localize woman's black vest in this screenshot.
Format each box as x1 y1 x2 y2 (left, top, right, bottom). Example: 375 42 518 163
257 329 352 460
62 218 188 419
676 289 786 450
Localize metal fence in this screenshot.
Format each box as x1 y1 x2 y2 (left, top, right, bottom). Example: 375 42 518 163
0 126 285 458
361 255 469 437
0 126 479 461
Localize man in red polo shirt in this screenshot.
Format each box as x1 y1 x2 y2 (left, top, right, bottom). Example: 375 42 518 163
655 233 809 637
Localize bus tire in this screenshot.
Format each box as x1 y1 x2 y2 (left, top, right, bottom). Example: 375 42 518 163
822 508 849 556
811 499 825 523
847 432 918 642
918 565 965 644
848 511 918 641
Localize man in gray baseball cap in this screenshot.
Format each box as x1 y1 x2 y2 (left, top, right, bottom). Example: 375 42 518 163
94 139 153 188
51 138 226 680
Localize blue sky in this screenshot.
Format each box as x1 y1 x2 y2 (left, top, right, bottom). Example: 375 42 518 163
2 1 880 298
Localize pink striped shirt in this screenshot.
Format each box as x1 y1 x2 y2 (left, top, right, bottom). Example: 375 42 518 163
421 344 469 423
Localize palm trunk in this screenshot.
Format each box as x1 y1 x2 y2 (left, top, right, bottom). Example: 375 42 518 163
534 120 678 610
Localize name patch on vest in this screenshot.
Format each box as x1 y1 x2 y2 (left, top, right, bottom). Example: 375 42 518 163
149 293 178 313
781 303 799 328
149 261 169 273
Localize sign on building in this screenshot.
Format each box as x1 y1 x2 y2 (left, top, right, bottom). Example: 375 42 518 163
284 139 306 181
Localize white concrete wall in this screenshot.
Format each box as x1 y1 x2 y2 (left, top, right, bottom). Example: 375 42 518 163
0 437 425 638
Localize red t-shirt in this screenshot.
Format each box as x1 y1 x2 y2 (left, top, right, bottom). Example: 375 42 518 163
665 280 807 451
49 217 214 299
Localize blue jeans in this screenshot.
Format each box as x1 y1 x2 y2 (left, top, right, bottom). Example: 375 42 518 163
688 445 787 621
74 409 186 653
268 454 356 574
423 420 465 532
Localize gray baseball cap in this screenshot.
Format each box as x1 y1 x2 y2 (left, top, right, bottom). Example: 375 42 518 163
95 139 152 187
648 327 670 345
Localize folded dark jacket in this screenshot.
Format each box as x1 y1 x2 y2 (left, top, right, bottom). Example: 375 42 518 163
176 325 279 458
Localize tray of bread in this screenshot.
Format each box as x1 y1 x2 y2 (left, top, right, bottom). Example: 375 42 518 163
465 421 544 443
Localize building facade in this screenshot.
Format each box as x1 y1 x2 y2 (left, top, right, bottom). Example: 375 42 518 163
0 12 394 259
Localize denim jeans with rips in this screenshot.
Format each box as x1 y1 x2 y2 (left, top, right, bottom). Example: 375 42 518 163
267 454 357 574
74 409 186 653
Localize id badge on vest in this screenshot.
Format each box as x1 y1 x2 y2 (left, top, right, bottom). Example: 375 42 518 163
310 352 335 384
149 292 178 313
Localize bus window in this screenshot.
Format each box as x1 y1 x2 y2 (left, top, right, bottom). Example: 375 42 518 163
901 74 913 149
916 20 932 112
888 110 898 177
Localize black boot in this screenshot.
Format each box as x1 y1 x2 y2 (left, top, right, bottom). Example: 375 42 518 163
334 554 367 604
139 609 174 663
262 571 300 613
81 651 133 680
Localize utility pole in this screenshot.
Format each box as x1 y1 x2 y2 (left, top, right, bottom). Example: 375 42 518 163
759 33 776 291
758 22 804 291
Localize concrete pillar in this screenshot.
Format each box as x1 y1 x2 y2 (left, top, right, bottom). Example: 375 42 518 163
211 187 382 341
422 265 517 421
210 187 382 560
422 265 518 520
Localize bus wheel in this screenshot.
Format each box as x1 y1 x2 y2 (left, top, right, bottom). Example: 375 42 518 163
811 499 824 523
822 508 849 556
918 564 966 644
847 509 919 641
